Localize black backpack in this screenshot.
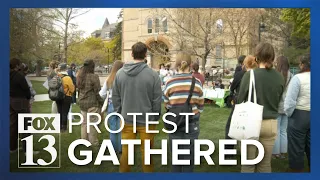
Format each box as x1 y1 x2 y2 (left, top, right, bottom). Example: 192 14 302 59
165 76 196 131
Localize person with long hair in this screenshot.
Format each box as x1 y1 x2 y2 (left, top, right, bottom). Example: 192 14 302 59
47 61 59 113
99 60 124 154
77 60 104 146
56 63 75 132
163 52 204 172
237 43 285 173
284 54 310 172
272 56 293 159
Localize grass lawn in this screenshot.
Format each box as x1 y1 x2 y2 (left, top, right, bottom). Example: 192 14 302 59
10 101 308 173
31 80 47 94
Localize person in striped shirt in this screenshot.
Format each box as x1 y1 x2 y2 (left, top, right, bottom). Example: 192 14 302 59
163 52 204 172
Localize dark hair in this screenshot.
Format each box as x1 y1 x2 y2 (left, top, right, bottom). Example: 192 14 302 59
254 42 275 70
159 63 165 69
77 60 95 89
132 42 147 60
299 54 310 73
275 56 290 84
238 55 246 65
10 58 21 70
192 63 200 72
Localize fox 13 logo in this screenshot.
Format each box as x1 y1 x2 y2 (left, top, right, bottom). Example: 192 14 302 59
18 114 61 168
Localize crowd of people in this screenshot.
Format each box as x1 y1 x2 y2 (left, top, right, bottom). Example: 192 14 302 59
9 41 310 173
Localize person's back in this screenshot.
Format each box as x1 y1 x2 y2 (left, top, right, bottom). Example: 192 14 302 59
238 43 284 173
78 73 103 111
238 68 284 119
112 42 162 173
113 61 162 125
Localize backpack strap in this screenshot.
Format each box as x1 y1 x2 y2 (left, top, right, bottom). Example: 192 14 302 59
186 76 196 105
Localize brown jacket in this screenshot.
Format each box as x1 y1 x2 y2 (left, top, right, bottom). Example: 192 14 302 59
78 74 103 111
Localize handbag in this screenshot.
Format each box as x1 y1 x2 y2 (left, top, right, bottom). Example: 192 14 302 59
164 76 196 131
228 70 264 140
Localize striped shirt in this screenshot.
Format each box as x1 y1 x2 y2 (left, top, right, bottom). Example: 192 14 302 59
163 73 204 114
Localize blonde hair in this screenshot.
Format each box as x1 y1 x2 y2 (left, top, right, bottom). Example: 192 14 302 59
243 55 258 70
175 52 192 71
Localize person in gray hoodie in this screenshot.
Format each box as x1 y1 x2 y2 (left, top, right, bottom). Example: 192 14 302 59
112 42 162 172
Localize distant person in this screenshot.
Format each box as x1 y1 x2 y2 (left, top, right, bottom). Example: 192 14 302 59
10 58 39 155
272 56 293 159
235 55 246 72
224 55 257 154
163 52 204 172
77 60 104 146
68 63 77 104
284 54 310 172
99 60 124 155
47 61 59 113
192 63 205 86
238 43 284 173
112 42 162 172
20 63 36 112
55 63 75 132
215 78 225 89
144 59 148 64
68 63 77 120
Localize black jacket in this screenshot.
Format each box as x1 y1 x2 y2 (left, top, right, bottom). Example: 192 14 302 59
230 68 245 95
10 70 31 99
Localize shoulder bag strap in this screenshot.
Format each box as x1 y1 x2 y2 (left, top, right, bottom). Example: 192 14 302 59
186 76 196 105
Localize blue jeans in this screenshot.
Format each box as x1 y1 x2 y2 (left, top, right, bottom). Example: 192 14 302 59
272 114 288 154
107 103 122 153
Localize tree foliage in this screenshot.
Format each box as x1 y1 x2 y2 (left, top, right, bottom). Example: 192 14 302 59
281 8 310 40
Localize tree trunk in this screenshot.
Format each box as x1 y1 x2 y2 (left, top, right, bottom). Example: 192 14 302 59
35 60 42 77
63 9 69 63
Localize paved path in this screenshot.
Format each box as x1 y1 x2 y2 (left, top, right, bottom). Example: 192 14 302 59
28 75 108 86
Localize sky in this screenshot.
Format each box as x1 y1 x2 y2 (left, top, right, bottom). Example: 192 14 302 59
72 8 122 38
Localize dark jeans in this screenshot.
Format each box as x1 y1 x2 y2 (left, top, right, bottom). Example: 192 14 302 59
225 101 236 150
169 120 200 172
10 98 30 152
56 96 72 131
71 91 77 104
288 109 310 170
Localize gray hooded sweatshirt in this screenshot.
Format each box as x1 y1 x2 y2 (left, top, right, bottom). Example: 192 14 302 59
112 61 162 125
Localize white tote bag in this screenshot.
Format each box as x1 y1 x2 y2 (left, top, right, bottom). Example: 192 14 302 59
228 70 264 140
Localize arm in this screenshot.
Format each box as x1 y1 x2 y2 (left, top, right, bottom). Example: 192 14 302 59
92 75 103 106
152 75 162 120
230 71 242 93
163 81 170 110
66 76 75 94
197 82 204 113
99 81 108 99
236 72 250 104
284 76 300 117
19 75 31 99
112 73 121 113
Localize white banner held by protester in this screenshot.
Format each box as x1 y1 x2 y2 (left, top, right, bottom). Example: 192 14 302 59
228 70 264 140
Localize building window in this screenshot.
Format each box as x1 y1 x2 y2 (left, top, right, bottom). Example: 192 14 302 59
162 17 168 32
216 45 222 60
147 18 152 34
155 18 160 33
216 19 223 33
105 32 110 38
